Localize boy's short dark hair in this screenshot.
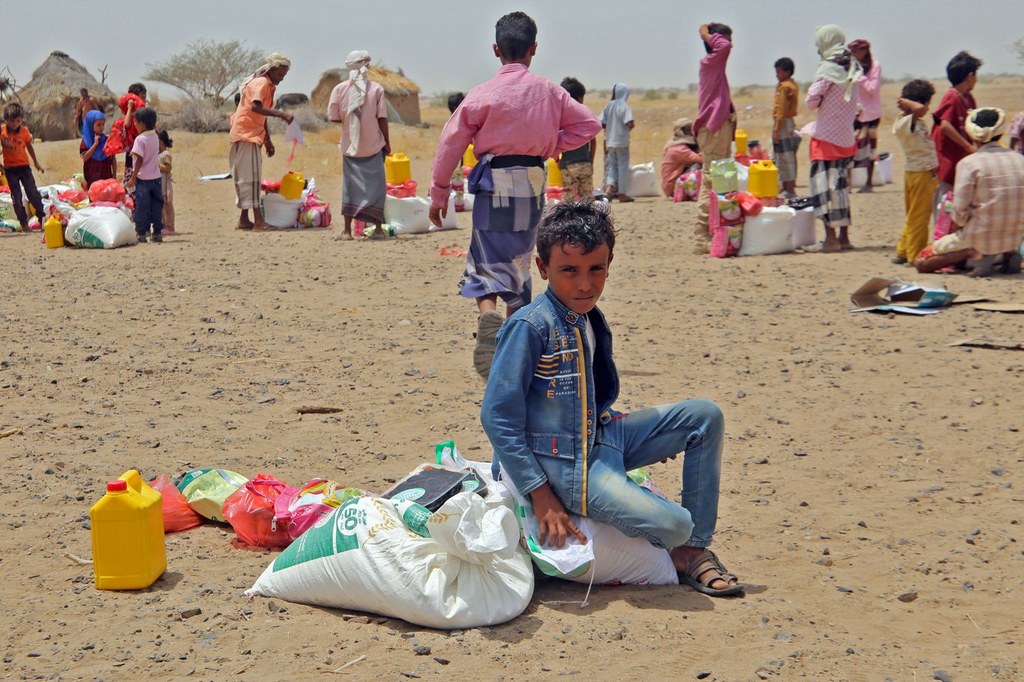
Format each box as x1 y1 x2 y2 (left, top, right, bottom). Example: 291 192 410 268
537 201 617 264
447 92 465 114
901 79 935 105
704 22 732 53
946 51 982 86
560 77 586 103
157 129 173 148
495 11 537 61
127 82 148 98
774 57 794 74
3 102 25 120
133 107 157 131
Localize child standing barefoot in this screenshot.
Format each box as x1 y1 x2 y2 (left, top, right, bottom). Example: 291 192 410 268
157 129 174 234
892 80 938 264
125 107 164 243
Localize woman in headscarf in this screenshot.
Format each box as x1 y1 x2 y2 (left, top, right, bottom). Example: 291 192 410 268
660 117 702 197
951 108 1024 276
805 25 862 252
327 50 391 240
229 52 294 231
599 83 635 201
848 38 882 191
79 109 116 189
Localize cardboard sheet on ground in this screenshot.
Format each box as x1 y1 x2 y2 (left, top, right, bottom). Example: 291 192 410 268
972 302 1024 313
949 338 1024 351
850 277 956 314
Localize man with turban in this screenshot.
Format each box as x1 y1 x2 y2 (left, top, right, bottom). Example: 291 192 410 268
229 52 295 231
951 108 1024 276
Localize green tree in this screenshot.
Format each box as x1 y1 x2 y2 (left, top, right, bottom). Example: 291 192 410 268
144 39 263 105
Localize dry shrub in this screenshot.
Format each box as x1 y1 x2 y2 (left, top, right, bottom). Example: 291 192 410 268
173 99 230 133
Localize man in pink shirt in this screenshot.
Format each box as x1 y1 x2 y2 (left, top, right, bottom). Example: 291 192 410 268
694 23 736 253
328 50 391 240
428 11 601 380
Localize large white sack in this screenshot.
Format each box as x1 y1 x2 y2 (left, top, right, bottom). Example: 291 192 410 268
738 206 796 256
386 195 431 234
791 207 816 249
737 162 749 193
438 191 459 230
625 162 659 197
65 205 136 248
569 518 678 586
263 193 301 228
245 492 534 629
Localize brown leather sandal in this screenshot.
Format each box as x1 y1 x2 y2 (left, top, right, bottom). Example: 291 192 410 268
678 549 744 597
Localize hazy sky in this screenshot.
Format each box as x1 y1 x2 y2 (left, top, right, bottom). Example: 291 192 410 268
6 1 1024 101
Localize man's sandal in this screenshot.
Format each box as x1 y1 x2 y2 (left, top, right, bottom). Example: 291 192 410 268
678 549 744 597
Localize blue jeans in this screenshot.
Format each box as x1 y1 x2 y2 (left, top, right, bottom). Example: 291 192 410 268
604 146 630 193
133 177 164 237
585 399 723 549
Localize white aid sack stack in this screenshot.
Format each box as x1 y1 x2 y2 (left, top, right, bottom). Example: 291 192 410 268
263 193 302 228
625 162 659 197
246 492 534 629
738 206 796 256
64 205 136 248
385 195 432 234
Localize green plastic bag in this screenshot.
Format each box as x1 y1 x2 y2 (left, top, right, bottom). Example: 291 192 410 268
176 468 248 522
709 159 739 193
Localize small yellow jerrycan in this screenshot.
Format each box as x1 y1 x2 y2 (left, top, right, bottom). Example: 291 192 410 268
90 470 166 590
734 128 749 155
462 143 478 170
280 171 305 200
747 159 780 199
546 157 563 188
44 214 64 249
385 152 412 185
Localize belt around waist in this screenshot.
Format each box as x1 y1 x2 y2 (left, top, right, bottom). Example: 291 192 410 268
489 155 544 169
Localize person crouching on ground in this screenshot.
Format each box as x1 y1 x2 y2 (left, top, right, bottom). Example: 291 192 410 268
951 107 1024 277
661 117 702 197
482 201 743 597
229 53 294 232
328 50 391 241
125 107 164 243
427 11 601 380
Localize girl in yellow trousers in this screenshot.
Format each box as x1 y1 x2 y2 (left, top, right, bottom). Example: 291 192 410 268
892 79 939 264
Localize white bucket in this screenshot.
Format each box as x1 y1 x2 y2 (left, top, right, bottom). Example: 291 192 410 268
263 193 301 228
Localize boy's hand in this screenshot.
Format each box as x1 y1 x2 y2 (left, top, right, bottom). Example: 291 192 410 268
35 163 45 174
429 204 447 229
530 484 587 548
265 139 275 157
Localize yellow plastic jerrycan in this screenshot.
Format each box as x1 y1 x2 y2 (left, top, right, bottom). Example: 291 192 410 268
44 214 64 249
280 171 305 200
734 128 749 155
462 143 478 169
90 470 166 590
385 152 412 185
747 159 780 199
546 157 563 188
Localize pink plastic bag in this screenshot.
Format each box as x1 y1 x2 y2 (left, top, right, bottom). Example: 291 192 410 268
709 193 743 259
273 479 342 540
933 191 954 240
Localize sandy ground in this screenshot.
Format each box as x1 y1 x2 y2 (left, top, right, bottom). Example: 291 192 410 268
2 80 1023 681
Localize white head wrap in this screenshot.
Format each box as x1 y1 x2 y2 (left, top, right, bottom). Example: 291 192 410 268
964 108 1007 144
813 25 862 102
344 50 372 156
239 52 291 98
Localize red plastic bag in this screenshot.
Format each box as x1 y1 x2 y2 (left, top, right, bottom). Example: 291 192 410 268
58 189 88 204
103 119 127 156
735 191 763 218
150 474 205 533
222 474 296 548
88 179 127 204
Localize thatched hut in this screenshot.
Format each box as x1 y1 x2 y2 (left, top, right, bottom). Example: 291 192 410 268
16 51 116 141
311 65 421 125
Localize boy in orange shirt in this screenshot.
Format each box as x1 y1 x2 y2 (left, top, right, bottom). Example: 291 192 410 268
771 58 800 197
1 103 46 231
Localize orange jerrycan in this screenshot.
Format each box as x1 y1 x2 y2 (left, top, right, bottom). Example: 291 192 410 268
90 470 166 590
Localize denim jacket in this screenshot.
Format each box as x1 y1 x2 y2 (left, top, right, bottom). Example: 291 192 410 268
482 288 619 516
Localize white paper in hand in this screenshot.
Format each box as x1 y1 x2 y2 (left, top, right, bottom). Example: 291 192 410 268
284 120 304 146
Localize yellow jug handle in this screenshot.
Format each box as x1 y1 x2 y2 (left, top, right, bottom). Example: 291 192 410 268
119 469 142 492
